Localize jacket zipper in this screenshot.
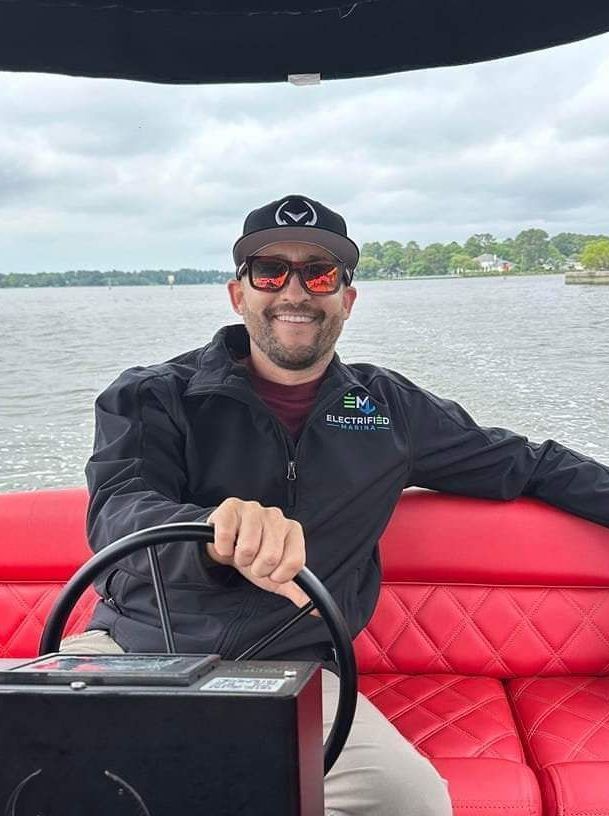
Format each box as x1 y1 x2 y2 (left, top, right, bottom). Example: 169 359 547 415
185 380 356 513
182 377 360 658
286 459 297 509
282 385 352 511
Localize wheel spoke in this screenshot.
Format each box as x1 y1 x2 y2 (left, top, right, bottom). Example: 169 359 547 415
146 546 176 654
235 601 315 661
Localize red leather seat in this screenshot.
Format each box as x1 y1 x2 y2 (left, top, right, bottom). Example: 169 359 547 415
508 676 609 815
353 490 609 816
1 487 609 815
0 488 96 658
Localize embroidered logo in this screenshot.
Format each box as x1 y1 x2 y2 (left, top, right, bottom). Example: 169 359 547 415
275 198 318 227
326 391 391 432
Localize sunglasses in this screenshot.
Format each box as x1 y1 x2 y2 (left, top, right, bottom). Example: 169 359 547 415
237 255 352 295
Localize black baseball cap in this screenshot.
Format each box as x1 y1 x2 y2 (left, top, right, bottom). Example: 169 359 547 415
233 195 360 271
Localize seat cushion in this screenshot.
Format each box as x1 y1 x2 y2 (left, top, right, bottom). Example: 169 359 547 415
508 676 609 815
508 676 609 766
359 673 541 815
0 583 98 658
433 758 541 816
538 762 609 816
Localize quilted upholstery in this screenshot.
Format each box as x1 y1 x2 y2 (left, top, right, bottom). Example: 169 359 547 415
507 676 609 815
355 584 609 678
0 488 96 657
354 490 609 816
1 486 609 816
507 677 609 816
359 674 524 761
508 676 609 766
0 583 97 659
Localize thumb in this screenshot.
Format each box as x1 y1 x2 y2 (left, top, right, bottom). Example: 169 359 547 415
277 580 321 618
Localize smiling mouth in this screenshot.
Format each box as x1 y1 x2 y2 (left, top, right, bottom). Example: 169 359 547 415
272 314 317 324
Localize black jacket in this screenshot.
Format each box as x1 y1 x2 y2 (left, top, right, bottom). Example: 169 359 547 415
86 324 609 660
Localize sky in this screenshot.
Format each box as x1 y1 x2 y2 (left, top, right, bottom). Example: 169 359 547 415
1 31 608 274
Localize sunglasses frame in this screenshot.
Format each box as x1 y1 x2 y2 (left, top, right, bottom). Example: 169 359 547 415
237 254 353 295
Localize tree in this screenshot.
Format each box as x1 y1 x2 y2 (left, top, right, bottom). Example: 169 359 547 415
549 232 608 259
445 241 462 258
419 243 450 276
404 241 421 267
551 233 587 258
408 260 429 277
545 244 567 272
381 241 406 272
514 229 551 272
356 256 382 279
450 253 480 274
464 233 497 258
581 239 609 270
495 238 516 263
360 241 383 262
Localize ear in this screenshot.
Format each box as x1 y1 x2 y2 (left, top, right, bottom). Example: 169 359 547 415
342 285 357 319
227 279 244 315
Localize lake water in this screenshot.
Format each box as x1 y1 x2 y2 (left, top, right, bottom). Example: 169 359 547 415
1 275 608 492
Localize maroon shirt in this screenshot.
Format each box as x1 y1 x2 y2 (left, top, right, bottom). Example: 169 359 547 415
248 367 324 441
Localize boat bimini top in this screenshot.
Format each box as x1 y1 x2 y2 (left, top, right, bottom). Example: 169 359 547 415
0 0 609 85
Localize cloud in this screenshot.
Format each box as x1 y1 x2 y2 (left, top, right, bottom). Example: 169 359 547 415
0 31 608 273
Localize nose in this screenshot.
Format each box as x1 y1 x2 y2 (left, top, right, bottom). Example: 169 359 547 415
282 269 311 301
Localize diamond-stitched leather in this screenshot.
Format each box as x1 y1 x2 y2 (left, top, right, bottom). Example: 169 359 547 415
359 673 524 761
507 676 609 767
354 584 609 678
3 487 609 816
0 583 97 658
539 762 609 816
351 491 609 815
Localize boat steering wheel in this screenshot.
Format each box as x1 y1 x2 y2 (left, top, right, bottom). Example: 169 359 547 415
39 522 357 774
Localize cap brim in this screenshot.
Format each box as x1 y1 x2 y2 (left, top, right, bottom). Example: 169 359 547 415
233 227 359 270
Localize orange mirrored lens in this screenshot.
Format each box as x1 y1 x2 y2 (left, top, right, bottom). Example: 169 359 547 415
303 263 340 293
251 259 289 290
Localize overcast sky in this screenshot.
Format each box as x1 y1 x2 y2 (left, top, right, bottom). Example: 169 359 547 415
1 32 608 274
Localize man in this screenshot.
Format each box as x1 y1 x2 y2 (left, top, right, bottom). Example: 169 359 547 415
70 195 609 815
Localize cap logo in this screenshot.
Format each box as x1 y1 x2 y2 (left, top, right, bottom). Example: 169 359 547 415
275 198 318 227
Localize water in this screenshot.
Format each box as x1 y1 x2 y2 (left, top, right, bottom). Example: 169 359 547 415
1 275 608 492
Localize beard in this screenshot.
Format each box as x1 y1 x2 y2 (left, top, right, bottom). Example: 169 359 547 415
241 302 344 370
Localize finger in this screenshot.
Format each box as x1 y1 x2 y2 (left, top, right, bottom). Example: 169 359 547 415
249 508 286 579
268 521 305 584
207 502 240 560
275 580 320 617
233 508 264 569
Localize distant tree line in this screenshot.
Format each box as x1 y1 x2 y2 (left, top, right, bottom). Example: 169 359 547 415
0 268 232 289
358 230 609 279
3 231 609 288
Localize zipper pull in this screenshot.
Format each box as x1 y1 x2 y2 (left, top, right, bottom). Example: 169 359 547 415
287 460 297 481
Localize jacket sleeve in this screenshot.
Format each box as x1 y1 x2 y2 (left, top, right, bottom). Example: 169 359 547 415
85 369 220 581
404 385 609 528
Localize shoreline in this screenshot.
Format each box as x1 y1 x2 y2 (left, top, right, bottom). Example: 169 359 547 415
0 272 568 290
351 272 564 282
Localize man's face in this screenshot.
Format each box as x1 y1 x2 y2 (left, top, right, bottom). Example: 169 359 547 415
228 242 357 371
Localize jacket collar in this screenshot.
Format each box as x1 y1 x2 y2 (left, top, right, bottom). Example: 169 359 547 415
184 324 360 398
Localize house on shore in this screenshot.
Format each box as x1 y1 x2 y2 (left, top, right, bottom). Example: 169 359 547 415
563 257 585 271
474 253 514 273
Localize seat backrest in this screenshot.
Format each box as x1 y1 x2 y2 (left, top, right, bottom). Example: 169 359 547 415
0 488 95 658
3 486 609 674
354 489 609 678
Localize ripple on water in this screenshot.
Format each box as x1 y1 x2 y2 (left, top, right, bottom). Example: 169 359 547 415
1 278 608 490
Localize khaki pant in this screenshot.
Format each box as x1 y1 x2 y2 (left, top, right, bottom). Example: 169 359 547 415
61 630 452 815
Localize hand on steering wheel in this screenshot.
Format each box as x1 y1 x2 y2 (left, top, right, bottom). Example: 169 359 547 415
206 498 317 613
39 522 357 774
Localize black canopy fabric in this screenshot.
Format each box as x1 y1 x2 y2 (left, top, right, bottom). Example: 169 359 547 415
1 0 608 84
